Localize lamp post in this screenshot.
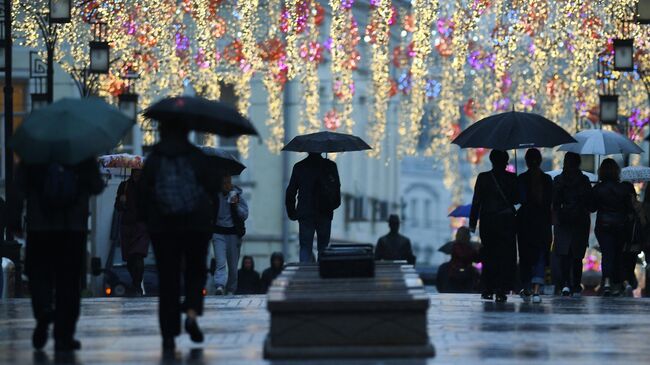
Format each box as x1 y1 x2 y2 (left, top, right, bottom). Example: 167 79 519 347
637 0 650 24
89 22 109 74
613 38 635 72
118 70 140 154
29 51 48 111
1 0 13 243
597 55 620 126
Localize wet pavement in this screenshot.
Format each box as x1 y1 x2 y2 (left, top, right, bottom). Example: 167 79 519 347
1 293 650 364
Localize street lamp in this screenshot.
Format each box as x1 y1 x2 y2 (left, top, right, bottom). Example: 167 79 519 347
89 22 109 74
599 95 619 125
638 0 650 24
613 38 634 71
118 93 138 120
49 0 71 24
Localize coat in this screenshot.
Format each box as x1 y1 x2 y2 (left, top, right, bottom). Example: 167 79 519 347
375 232 416 264
285 154 340 221
469 169 518 245
552 172 592 258
137 139 222 233
116 178 150 259
235 257 261 295
516 169 553 249
260 252 285 293
592 180 634 228
10 159 105 232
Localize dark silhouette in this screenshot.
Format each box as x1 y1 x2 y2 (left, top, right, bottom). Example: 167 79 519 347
138 122 222 353
212 175 249 295
261 252 285 293
552 152 592 297
235 256 261 295
285 153 340 262
115 169 149 296
374 215 416 264
469 150 518 303
621 181 643 296
592 158 634 296
9 159 104 352
436 227 479 293
516 149 552 303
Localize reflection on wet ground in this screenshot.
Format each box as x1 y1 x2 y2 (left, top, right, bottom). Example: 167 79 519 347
1 294 650 364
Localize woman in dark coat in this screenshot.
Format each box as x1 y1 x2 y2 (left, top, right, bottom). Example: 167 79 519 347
517 149 552 303
469 150 519 303
115 169 149 296
592 158 634 296
235 256 261 294
552 152 592 296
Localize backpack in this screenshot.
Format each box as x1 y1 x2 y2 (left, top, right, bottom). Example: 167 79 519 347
315 167 340 214
154 155 205 216
41 163 79 209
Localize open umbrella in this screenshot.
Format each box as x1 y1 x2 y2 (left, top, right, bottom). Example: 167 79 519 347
199 146 246 176
99 154 145 169
11 98 133 164
448 204 471 218
545 169 598 183
143 96 258 137
621 166 650 183
282 131 372 153
558 129 643 155
452 111 576 150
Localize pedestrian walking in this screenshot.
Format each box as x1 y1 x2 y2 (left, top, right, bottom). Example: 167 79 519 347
621 182 644 296
285 153 340 262
212 175 248 295
236 256 261 295
469 150 518 303
114 169 149 296
138 122 221 353
552 152 593 297
592 158 634 296
375 215 416 264
9 159 104 352
261 252 285 293
516 149 552 303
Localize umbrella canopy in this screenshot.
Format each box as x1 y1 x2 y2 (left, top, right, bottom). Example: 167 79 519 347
199 146 246 176
282 131 372 153
621 166 650 183
143 96 258 137
451 111 576 150
11 98 133 165
448 204 471 218
545 169 598 183
558 129 643 155
438 241 480 255
99 154 145 169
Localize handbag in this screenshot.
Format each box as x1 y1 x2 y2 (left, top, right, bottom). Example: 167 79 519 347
490 172 516 216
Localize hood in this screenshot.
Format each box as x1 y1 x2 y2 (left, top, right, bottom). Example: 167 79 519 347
270 252 285 269
240 255 255 270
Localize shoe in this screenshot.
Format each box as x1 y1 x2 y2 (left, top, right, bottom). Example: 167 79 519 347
561 287 571 296
625 285 634 297
481 293 493 300
32 320 50 350
215 286 225 295
162 337 176 355
519 289 531 302
72 339 81 350
185 317 204 343
54 340 76 353
603 285 612 297
532 294 542 304
495 294 508 303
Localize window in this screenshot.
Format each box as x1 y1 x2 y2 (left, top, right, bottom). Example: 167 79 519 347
410 199 418 227
0 80 27 181
424 199 432 228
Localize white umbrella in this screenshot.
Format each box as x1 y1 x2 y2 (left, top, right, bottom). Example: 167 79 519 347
558 129 644 155
621 166 650 183
545 169 598 183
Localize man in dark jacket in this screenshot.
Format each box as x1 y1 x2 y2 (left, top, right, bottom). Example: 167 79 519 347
9 159 104 352
469 150 519 303
286 153 340 262
261 252 285 293
236 256 261 295
375 215 416 264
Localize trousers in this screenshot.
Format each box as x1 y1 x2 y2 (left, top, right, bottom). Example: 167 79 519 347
212 234 241 293
298 217 331 263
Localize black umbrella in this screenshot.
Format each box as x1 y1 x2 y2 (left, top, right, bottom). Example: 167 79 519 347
451 111 576 150
143 96 258 137
199 146 246 176
282 131 372 153
438 241 480 255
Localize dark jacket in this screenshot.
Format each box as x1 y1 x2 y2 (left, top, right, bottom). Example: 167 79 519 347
469 169 518 241
517 169 553 248
375 232 416 264
235 256 261 295
260 252 285 293
592 180 634 227
138 139 221 233
552 171 592 257
285 154 340 221
115 177 144 225
10 159 104 232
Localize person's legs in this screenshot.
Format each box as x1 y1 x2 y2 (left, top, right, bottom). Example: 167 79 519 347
558 254 571 289
596 227 616 286
212 234 227 290
182 233 210 315
298 219 317 263
133 255 145 293
531 246 546 294
517 242 534 293
224 235 241 294
52 232 85 348
26 231 55 325
480 243 495 297
571 257 584 293
151 233 182 339
315 217 332 259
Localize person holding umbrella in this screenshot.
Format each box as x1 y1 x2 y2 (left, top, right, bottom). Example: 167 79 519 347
469 150 519 303
141 96 257 353
8 98 132 352
283 131 370 262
